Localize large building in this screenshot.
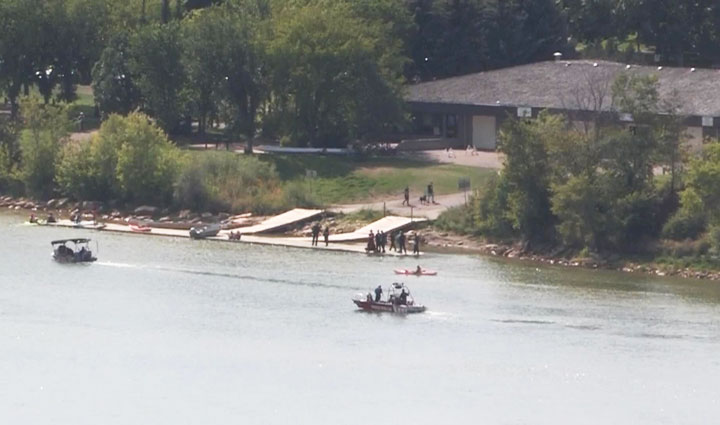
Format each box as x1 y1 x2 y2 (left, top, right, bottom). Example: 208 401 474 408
404 60 720 150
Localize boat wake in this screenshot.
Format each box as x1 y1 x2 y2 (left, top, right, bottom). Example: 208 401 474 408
96 261 358 291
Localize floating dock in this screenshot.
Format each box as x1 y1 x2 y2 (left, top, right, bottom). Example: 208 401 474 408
38 209 425 256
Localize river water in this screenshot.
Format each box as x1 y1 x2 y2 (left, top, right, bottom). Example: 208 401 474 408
2 212 720 424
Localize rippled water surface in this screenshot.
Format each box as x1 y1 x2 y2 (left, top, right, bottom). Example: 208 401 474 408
2 213 720 424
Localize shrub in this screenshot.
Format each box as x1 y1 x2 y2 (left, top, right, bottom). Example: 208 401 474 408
435 205 476 235
662 212 706 240
174 151 285 213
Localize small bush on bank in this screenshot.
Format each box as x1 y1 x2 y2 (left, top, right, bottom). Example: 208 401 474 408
174 151 287 213
662 212 707 240
435 204 476 235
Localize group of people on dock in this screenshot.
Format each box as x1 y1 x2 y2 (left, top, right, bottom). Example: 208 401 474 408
366 229 421 255
310 222 330 246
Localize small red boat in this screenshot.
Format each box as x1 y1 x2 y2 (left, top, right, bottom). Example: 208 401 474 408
394 268 437 276
352 283 426 314
129 224 152 233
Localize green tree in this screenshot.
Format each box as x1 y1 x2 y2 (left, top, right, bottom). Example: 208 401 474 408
129 22 186 132
92 33 142 117
495 112 557 243
266 1 405 147
18 97 69 198
113 112 179 203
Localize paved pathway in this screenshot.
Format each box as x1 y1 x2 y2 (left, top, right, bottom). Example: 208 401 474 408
331 191 471 220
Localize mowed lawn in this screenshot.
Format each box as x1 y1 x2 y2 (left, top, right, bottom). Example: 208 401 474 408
265 154 497 204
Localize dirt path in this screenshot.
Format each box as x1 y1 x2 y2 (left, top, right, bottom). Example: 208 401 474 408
331 191 470 220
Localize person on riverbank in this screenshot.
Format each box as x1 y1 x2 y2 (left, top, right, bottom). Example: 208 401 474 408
323 226 330 246
311 222 321 246
398 231 407 254
375 230 381 253
366 231 376 252
402 186 410 206
46 213 56 223
389 230 396 251
427 182 434 204
374 285 383 302
379 230 386 253
413 232 421 255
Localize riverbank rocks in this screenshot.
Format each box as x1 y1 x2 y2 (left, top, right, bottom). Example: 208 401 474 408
134 205 159 216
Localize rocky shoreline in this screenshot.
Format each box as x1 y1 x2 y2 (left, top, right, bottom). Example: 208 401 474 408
420 228 720 282
5 194 720 281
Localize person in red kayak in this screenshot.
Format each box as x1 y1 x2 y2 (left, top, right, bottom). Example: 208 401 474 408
415 265 422 275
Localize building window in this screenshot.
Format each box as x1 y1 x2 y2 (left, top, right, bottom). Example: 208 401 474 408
703 126 720 141
446 115 458 138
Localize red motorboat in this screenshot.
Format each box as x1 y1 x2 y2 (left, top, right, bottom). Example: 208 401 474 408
352 283 426 314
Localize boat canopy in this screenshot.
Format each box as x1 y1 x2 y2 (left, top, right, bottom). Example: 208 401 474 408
51 238 92 245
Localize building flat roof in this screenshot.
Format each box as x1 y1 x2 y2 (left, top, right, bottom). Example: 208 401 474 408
405 60 720 117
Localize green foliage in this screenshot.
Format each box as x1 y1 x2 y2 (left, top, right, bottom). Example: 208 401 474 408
265 0 406 147
18 97 69 199
552 174 611 249
114 113 179 203
128 22 186 132
0 118 22 194
495 112 558 242
435 204 476 235
57 113 179 203
174 151 283 213
662 212 706 241
92 33 141 117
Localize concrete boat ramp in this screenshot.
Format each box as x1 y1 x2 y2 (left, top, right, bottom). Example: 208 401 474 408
42 208 425 256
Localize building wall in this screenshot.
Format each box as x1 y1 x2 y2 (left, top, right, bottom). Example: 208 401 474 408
471 115 497 150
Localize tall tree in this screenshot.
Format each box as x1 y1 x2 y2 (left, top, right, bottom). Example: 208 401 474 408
266 1 406 147
128 22 186 132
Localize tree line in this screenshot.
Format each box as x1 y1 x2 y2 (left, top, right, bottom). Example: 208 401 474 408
3 0 718 148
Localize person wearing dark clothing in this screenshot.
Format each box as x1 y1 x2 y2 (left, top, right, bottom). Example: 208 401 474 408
427 182 434 204
323 226 330 246
402 186 410 206
374 230 381 253
311 222 321 246
398 288 408 305
413 232 421 255
366 231 376 252
389 230 396 251
398 231 407 254
379 231 386 253
374 285 383 302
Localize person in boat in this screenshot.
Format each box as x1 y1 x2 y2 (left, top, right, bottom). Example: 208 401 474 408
398 287 409 305
46 213 56 223
366 231 376 252
374 285 383 302
415 265 422 275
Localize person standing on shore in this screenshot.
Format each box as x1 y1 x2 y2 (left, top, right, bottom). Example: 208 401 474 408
379 230 386 253
427 182 434 204
323 226 330 246
311 222 321 246
413 232 421 255
389 230 396 251
402 186 410 206
398 231 407 254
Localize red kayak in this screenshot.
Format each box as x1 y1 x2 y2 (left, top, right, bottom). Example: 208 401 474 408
394 268 437 276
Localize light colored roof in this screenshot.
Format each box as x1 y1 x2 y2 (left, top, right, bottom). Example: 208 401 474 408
405 60 720 117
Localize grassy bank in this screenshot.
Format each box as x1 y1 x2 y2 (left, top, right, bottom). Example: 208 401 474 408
263 154 496 204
